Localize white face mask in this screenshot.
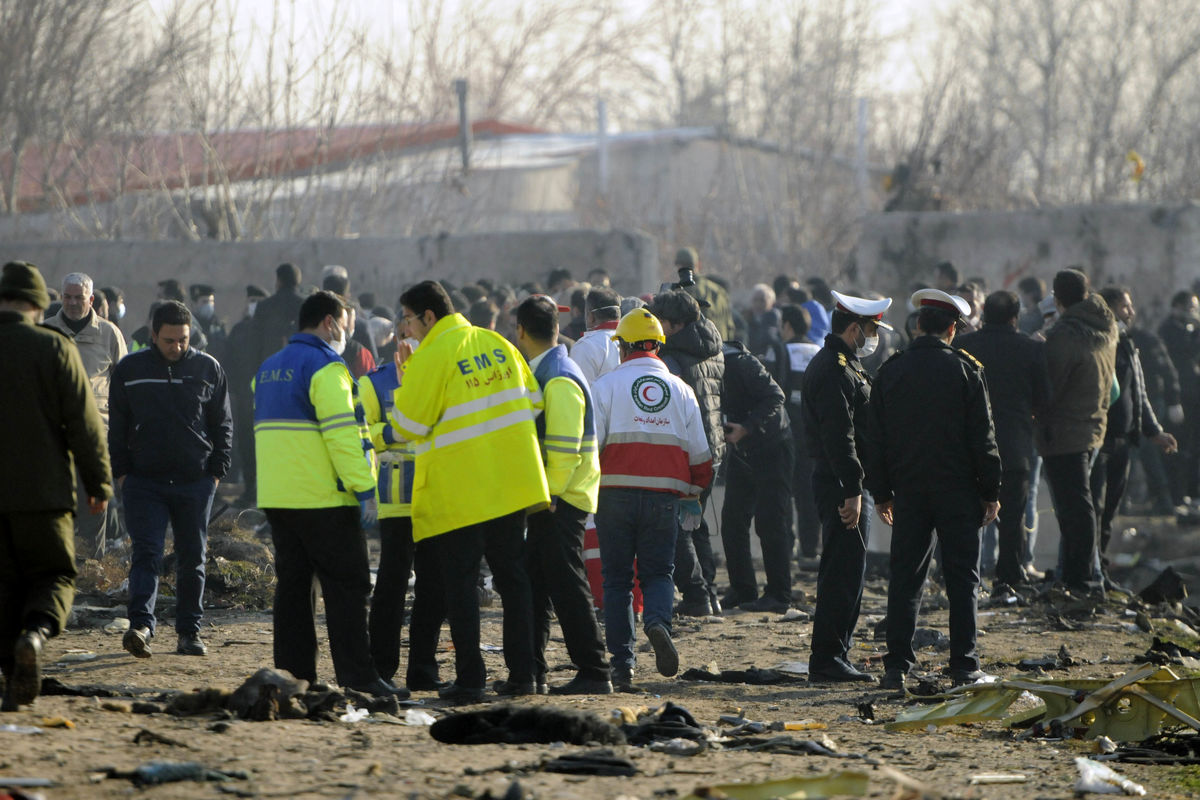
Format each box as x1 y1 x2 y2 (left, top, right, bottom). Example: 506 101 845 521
247 301 258 317
856 328 879 358
196 302 215 320
330 323 347 356
116 302 126 321
403 337 419 351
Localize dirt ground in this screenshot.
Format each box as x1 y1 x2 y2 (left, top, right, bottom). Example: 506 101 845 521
5 512 1200 799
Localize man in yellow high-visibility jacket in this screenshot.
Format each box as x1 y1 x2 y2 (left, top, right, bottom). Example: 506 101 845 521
254 290 402 699
358 318 446 692
391 281 549 704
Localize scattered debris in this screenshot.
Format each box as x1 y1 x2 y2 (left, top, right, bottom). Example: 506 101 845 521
106 760 249 786
678 667 806 685
680 769 869 800
969 773 1026 784
430 705 625 746
541 749 637 776
1139 567 1187 605
1074 757 1146 796
339 704 370 723
912 628 950 651
404 708 437 726
133 729 189 747
0 724 43 735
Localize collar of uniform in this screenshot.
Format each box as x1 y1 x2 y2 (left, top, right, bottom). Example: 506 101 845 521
423 312 471 347
823 331 858 362
617 350 663 368
591 320 620 331
910 334 954 351
289 331 339 356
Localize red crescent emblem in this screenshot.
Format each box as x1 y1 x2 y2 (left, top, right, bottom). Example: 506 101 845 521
641 385 655 402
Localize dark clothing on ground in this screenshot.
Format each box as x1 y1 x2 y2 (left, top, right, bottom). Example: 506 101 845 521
265 506 379 687
527 502 610 683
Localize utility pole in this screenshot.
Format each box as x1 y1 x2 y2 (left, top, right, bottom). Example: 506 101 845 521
597 98 609 195
454 78 471 172
855 97 869 214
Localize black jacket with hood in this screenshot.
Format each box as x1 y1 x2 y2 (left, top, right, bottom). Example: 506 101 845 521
661 317 726 467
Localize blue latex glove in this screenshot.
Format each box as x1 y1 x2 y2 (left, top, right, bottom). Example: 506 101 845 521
359 497 378 529
679 496 703 531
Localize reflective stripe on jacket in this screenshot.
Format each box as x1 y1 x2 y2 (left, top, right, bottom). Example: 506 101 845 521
592 352 713 495
532 344 600 513
359 362 415 519
390 313 549 541
253 333 376 508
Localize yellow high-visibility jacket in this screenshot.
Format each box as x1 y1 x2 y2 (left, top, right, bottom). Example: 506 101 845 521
359 362 414 520
390 313 549 541
253 333 376 508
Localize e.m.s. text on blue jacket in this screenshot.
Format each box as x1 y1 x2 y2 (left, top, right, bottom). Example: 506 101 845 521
108 346 233 481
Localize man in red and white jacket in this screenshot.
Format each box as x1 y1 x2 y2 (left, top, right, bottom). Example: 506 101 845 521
591 308 713 690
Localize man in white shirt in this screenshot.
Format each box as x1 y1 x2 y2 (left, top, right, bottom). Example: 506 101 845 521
569 287 622 385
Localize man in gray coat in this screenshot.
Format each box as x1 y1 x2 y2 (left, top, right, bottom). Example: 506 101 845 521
1037 269 1118 594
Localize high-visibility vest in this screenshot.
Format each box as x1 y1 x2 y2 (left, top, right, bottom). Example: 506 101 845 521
531 344 600 514
253 333 376 508
390 313 549 541
359 362 415 519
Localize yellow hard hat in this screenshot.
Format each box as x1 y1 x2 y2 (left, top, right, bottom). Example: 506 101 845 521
612 308 665 344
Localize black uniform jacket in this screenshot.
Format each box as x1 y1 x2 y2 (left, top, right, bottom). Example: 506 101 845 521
720 340 788 455
955 323 1048 473
801 333 870 500
863 335 1001 504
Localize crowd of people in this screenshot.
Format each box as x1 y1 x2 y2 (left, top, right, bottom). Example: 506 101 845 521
2 247 1200 709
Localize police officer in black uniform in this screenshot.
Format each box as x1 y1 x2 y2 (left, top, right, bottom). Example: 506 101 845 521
803 289 892 683
865 289 1002 691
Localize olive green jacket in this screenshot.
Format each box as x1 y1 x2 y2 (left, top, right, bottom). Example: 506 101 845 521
0 311 112 513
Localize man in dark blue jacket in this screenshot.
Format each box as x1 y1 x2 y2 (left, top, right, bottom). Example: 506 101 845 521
956 291 1049 589
109 301 232 659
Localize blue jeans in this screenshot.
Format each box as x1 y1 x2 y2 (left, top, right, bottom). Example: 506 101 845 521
123 474 215 636
595 488 678 673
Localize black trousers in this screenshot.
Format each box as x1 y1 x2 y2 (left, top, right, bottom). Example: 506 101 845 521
809 472 868 666
432 510 533 689
370 516 446 684
527 501 609 682
673 488 716 603
792 446 820 559
1167 398 1200 504
1089 437 1132 561
721 439 794 603
883 488 982 675
0 511 75 676
1042 451 1097 590
265 506 377 687
994 470 1030 587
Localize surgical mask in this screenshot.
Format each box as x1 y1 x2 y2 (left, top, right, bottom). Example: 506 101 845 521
116 302 125 321
403 337 419 351
196 302 215 320
247 301 258 317
330 324 347 356
856 331 879 358
1117 320 1127 333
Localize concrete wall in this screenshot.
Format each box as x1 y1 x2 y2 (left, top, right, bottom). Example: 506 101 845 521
0 229 658 325
854 204 1200 320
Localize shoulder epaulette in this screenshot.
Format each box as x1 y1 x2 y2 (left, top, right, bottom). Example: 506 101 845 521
837 352 848 367
956 347 984 369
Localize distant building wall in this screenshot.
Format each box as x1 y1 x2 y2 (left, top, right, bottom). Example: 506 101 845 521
855 204 1200 320
0 229 658 325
